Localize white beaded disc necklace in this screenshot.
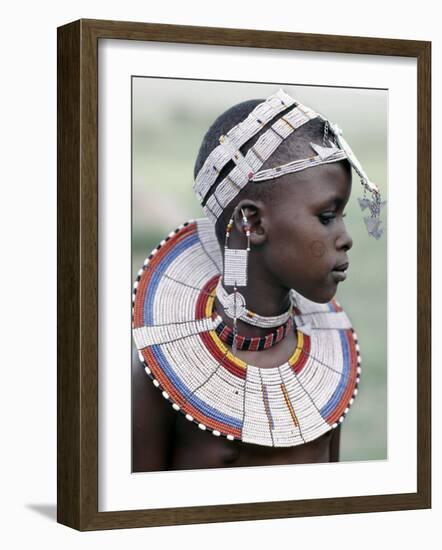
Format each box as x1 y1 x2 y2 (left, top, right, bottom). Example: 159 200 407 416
132 218 361 447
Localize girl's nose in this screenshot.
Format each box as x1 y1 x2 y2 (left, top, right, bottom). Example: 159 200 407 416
336 225 353 252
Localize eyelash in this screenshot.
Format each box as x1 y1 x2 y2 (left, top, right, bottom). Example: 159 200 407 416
319 212 347 226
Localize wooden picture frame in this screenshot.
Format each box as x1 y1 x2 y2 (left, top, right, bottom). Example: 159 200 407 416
57 18 431 530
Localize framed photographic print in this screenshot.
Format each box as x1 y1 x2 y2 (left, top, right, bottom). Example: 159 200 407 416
57 19 431 530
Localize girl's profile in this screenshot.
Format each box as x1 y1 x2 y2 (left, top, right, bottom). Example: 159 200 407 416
132 88 385 471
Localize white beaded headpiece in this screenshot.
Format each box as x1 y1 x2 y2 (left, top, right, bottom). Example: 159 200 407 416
193 89 385 239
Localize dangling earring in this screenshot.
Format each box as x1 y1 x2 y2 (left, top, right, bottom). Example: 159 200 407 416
218 209 291 343
222 208 251 353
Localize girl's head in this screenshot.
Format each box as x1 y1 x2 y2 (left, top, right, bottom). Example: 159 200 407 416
193 92 378 303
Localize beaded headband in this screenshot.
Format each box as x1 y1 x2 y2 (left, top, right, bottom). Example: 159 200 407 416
194 89 385 239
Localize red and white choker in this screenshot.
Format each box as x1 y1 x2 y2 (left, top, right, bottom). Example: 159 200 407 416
213 312 294 351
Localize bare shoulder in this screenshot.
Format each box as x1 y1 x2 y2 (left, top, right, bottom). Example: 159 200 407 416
132 350 177 471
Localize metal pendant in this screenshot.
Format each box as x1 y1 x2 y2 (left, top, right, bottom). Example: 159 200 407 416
364 215 384 240
310 142 341 161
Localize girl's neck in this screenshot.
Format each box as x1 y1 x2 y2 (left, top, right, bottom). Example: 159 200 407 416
216 258 292 338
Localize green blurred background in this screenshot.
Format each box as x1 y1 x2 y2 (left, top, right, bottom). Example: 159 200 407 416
132 78 388 462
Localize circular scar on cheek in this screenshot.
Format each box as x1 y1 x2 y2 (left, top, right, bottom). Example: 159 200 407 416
310 240 326 258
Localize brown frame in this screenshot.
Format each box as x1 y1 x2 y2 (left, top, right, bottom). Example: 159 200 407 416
57 18 431 531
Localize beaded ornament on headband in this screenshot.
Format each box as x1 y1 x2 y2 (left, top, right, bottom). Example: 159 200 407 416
194 89 385 240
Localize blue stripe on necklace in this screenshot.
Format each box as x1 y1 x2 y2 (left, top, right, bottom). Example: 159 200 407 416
320 329 351 419
150 344 243 429
143 232 199 325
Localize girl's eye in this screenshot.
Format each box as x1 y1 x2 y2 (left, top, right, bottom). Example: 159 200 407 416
318 213 336 225
318 211 347 225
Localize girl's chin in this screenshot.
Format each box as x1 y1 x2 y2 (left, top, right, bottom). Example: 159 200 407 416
296 284 337 304
313 294 336 305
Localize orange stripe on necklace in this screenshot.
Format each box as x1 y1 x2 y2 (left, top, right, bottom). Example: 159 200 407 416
281 382 300 427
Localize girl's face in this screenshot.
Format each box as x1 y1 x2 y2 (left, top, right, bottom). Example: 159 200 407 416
262 162 353 304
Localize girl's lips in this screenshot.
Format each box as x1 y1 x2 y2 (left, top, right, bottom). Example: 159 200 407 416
331 262 349 282
331 270 347 282
333 261 349 272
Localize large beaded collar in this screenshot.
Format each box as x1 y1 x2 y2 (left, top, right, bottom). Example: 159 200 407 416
132 218 361 447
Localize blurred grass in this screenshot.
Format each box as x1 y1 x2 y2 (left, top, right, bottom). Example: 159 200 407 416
132 78 388 462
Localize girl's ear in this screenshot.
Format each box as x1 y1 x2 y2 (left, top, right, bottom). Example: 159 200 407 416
233 199 267 246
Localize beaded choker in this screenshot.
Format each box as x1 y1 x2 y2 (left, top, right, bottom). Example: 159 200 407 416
215 277 292 328
132 218 361 448
213 312 294 351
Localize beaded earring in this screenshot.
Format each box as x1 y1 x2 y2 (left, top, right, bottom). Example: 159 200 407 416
222 208 251 352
